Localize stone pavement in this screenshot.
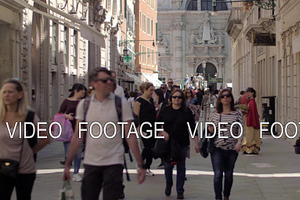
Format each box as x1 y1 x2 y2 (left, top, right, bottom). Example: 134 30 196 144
12 134 300 200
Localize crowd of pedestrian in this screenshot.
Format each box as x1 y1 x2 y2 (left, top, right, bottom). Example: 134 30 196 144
0 69 262 200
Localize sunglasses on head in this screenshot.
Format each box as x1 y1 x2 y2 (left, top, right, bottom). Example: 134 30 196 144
221 94 231 99
172 96 183 99
96 77 114 83
160 87 166 89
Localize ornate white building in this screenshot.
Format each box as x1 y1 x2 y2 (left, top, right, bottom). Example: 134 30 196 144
0 0 122 121
157 0 232 90
227 0 300 140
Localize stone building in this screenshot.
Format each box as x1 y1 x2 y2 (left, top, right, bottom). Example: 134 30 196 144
227 0 300 139
0 0 121 121
157 0 232 90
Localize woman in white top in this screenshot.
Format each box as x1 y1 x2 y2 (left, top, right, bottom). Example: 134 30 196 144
0 79 50 200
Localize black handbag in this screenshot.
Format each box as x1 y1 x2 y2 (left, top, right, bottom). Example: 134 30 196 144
0 159 20 179
153 139 169 159
199 129 215 158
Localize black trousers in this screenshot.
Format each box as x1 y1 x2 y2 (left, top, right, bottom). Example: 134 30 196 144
81 164 123 200
141 137 155 169
0 173 36 200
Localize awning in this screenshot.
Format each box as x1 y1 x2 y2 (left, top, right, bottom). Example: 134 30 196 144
13 0 106 47
124 72 143 85
141 73 162 87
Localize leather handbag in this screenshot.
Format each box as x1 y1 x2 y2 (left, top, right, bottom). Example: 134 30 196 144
0 159 20 179
199 128 215 158
153 139 169 159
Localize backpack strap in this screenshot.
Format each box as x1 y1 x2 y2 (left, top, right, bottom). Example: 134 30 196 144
82 97 91 153
114 95 132 181
114 95 122 122
25 111 37 161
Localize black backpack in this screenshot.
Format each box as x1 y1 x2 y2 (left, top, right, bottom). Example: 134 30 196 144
83 95 133 181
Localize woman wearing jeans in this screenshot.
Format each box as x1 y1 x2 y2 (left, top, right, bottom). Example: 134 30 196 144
157 89 199 199
208 89 244 200
59 83 86 182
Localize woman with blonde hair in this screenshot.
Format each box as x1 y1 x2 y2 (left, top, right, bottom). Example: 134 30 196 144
0 79 50 199
133 82 156 176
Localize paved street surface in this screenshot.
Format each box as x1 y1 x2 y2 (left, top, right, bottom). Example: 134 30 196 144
12 134 300 200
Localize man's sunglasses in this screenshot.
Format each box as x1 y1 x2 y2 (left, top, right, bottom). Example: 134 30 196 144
160 87 166 89
221 94 231 99
172 96 183 99
96 77 115 83
168 82 173 84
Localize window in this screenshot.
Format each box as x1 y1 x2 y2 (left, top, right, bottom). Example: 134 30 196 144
139 44 141 64
51 21 58 65
142 46 146 64
147 0 150 5
142 14 146 32
187 0 197 10
71 30 77 70
147 17 150 34
147 48 150 64
62 26 68 67
152 49 154 65
151 20 153 36
140 12 141 30
200 0 228 11
151 0 154 8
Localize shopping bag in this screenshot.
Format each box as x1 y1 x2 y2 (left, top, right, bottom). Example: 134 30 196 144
58 181 75 200
51 114 73 142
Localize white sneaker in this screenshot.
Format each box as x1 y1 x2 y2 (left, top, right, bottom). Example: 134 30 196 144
72 173 82 182
146 169 154 176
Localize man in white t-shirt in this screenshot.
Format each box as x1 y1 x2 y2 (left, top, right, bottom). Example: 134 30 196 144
63 67 145 199
111 71 125 98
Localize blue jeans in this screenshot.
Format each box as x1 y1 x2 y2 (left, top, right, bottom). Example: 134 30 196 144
210 147 238 199
164 146 187 195
63 141 82 174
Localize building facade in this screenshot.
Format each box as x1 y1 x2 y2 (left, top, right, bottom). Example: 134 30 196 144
157 0 232 90
0 0 121 121
134 0 160 87
227 0 300 140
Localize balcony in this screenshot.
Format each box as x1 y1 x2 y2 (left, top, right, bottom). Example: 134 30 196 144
226 7 243 41
244 17 275 46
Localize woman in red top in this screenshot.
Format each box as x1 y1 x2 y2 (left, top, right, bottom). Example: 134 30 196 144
241 87 261 154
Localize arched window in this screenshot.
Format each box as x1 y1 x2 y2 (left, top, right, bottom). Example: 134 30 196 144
187 0 198 11
201 0 228 11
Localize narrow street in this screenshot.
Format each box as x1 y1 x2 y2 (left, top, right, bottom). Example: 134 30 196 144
12 135 300 200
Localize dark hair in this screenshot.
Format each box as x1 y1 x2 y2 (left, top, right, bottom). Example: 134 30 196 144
171 85 180 93
216 89 235 114
213 90 219 95
184 89 194 98
246 87 256 98
168 89 186 110
88 67 111 82
69 83 87 98
240 90 246 95
154 89 164 104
